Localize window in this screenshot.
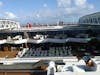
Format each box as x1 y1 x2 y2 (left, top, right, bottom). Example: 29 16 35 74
86 19 89 23
7 21 9 24
98 17 100 23
85 19 88 23
90 18 93 23
6 25 9 27
93 18 98 24
2 21 5 24
88 18 91 23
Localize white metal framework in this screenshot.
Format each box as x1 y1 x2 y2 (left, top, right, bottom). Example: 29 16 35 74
79 12 100 25
0 19 20 29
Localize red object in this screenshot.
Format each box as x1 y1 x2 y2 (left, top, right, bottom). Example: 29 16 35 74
27 23 32 28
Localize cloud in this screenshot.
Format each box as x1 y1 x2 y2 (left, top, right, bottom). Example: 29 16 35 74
57 0 94 16
43 3 48 7
33 7 54 19
4 12 17 19
57 0 71 7
0 1 3 7
36 14 41 18
74 0 86 7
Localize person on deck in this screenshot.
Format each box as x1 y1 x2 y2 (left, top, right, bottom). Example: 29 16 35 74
76 55 97 71
82 56 97 71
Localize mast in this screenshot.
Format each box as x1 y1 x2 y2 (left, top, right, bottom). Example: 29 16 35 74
24 31 29 48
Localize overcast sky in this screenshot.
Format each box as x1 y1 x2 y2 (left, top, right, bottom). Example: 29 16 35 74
0 0 100 24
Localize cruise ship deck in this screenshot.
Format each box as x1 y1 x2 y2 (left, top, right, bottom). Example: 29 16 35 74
0 12 100 75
